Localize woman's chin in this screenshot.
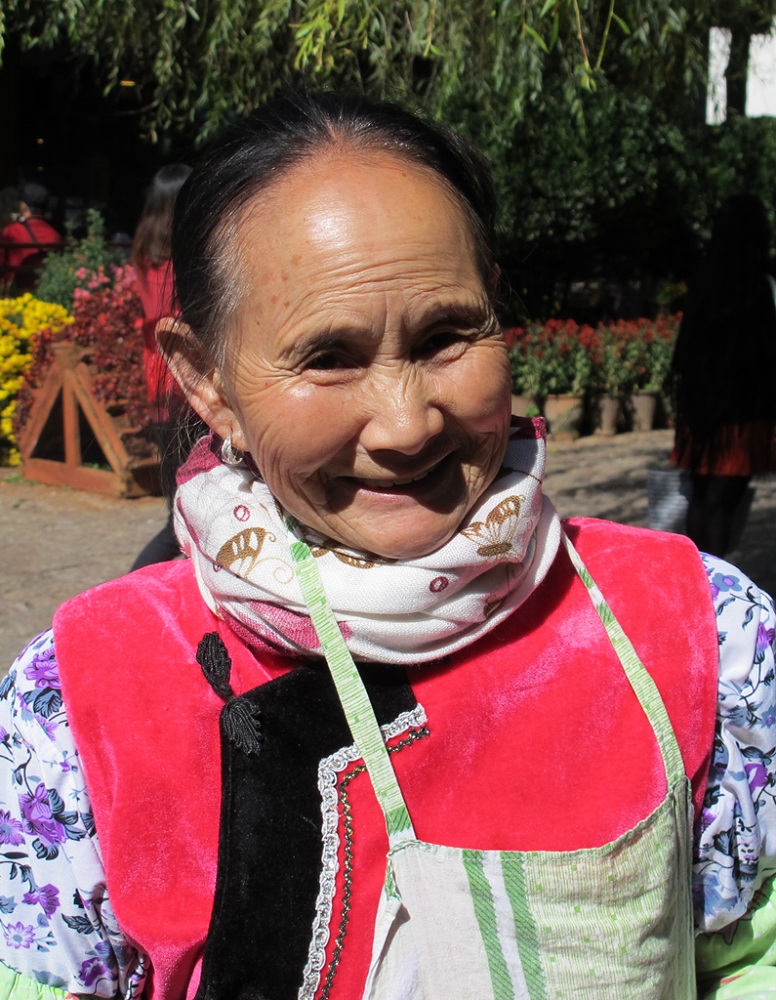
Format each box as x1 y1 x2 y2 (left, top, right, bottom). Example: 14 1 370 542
320 508 464 562
286 450 505 561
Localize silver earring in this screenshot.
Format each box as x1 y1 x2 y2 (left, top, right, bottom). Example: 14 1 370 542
220 434 244 466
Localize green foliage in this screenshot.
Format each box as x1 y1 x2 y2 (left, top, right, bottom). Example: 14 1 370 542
0 1 667 139
508 313 681 400
592 317 678 394
35 210 126 309
6 1 776 322
509 319 595 397
490 87 776 320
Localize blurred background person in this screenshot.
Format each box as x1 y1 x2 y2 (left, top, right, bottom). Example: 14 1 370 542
0 181 62 290
0 186 19 231
671 194 776 557
129 163 192 569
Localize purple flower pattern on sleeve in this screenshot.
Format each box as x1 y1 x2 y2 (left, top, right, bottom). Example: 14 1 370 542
0 556 772 988
693 554 776 934
0 630 147 997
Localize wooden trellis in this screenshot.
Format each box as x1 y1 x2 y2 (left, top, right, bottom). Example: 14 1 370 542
18 342 160 498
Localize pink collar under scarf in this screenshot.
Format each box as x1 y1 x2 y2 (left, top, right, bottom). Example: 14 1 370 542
174 417 562 665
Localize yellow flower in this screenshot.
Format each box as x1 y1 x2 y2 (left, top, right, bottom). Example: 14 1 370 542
0 295 73 465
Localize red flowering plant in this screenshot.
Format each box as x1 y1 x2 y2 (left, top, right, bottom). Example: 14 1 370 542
610 316 680 394
507 313 680 421
588 322 631 397
509 319 594 399
14 266 157 457
587 315 680 396
628 314 680 393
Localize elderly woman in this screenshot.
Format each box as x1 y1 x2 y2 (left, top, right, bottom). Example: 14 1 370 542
0 93 775 1000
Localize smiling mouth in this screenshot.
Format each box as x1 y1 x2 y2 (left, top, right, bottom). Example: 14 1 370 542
351 455 451 491
359 470 432 489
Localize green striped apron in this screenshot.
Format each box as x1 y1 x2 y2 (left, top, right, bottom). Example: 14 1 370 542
289 525 696 999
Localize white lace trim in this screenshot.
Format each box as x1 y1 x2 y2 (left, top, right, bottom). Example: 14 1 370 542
297 703 427 1000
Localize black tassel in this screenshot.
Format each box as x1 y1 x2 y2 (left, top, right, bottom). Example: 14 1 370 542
196 632 262 754
222 698 263 755
196 632 234 702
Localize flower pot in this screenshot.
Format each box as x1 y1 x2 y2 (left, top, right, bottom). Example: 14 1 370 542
543 394 584 440
629 391 658 432
594 394 622 436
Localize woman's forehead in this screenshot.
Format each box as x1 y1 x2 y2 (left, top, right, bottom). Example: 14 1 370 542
233 150 478 280
242 149 470 238
223 151 487 349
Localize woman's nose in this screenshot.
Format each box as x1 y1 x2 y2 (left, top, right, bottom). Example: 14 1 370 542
359 367 444 455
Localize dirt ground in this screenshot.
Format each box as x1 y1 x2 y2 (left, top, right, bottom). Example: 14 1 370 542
2 428 775 670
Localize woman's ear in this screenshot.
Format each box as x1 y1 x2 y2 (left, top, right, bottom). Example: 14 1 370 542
156 317 240 443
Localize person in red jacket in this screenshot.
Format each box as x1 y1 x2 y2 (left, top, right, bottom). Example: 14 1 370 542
0 182 62 290
130 165 192 412
129 164 193 569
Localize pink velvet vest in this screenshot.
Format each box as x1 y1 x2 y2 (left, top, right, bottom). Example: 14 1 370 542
53 518 719 1000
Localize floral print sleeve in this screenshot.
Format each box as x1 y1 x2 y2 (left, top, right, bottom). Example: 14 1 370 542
0 559 773 995
0 629 147 997
694 553 776 937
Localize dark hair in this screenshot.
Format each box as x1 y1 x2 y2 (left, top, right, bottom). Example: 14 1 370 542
172 91 498 364
707 194 771 276
673 194 776 466
20 182 50 213
131 164 192 270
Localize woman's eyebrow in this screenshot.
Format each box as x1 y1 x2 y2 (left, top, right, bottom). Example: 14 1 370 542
279 328 373 361
279 301 491 361
418 301 492 329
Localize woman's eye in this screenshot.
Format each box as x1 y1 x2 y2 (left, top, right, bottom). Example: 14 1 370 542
304 352 353 371
417 331 465 356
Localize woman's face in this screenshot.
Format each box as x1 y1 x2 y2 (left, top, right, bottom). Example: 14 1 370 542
213 150 512 560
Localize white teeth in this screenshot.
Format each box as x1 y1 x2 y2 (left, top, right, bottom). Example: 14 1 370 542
361 469 430 489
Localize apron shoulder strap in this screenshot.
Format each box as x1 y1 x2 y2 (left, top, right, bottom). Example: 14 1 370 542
287 518 415 845
561 532 685 786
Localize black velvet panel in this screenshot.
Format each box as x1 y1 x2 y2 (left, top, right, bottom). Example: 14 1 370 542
194 660 416 1000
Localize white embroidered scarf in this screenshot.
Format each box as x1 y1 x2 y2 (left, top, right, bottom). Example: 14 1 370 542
174 416 562 664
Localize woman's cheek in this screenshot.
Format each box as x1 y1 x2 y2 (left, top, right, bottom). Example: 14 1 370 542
242 392 346 481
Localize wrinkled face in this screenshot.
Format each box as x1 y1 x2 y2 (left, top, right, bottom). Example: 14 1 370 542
215 150 512 560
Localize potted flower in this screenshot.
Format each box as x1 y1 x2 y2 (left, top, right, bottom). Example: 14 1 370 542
531 320 593 438
587 325 630 435
622 315 680 430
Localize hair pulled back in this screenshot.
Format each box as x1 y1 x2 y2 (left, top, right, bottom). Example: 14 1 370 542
172 91 498 365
